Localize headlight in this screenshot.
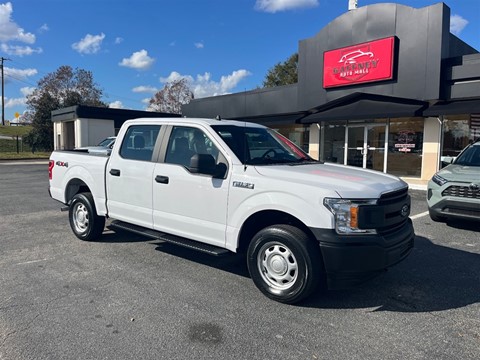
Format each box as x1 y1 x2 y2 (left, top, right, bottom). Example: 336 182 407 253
324 198 377 235
432 173 448 186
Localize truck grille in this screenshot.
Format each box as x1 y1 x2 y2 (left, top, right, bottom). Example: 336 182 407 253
442 185 480 199
357 187 410 234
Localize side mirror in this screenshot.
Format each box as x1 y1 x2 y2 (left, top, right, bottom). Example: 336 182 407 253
190 153 215 175
189 154 227 178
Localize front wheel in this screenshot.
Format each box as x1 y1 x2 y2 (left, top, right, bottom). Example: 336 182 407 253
69 192 105 241
247 225 324 304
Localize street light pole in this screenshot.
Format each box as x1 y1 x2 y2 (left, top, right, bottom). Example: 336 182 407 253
1 57 10 126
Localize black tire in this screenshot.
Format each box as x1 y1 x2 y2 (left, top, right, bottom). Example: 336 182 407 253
429 209 446 222
247 224 324 304
69 192 105 241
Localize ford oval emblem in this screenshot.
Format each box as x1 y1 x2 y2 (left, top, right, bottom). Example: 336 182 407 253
469 183 479 192
400 204 409 217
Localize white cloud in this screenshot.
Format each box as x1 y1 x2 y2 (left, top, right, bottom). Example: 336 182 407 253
20 87 35 96
0 44 42 56
72 33 105 54
109 101 124 109
115 37 123 44
141 98 152 105
254 0 318 13
5 87 34 108
159 69 252 98
132 85 158 93
5 87 34 109
450 14 468 36
4 66 37 83
0 2 35 43
119 49 154 70
194 42 204 49
5 96 26 107
38 24 49 33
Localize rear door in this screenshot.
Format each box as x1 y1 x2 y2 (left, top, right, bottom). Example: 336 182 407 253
152 125 230 247
106 124 162 228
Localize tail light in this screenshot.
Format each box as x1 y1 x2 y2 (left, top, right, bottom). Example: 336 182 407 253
48 160 54 180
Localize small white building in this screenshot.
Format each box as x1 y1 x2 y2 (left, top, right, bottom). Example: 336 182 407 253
51 105 179 150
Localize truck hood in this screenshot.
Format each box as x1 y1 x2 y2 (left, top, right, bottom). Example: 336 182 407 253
436 164 480 183
254 162 407 198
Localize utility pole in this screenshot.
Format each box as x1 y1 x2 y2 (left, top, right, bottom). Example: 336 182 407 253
1 57 10 126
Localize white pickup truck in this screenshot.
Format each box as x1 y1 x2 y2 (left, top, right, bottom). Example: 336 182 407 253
49 117 414 304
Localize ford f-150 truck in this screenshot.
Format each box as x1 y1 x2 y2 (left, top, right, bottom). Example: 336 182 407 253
49 117 414 304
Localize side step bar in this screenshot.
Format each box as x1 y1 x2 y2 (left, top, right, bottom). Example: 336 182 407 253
108 220 230 256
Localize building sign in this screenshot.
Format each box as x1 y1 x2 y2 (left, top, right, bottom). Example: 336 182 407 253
394 130 416 153
323 37 395 88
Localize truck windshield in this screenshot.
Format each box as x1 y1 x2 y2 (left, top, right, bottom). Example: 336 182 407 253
212 125 313 165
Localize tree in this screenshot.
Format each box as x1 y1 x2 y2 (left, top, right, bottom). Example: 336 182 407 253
24 65 107 151
262 53 298 88
148 78 194 114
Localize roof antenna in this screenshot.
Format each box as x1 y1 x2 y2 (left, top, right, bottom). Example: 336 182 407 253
215 115 221 121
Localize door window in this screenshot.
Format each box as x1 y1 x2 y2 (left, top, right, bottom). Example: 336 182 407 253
165 126 224 171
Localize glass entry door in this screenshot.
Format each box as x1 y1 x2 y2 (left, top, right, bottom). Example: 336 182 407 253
346 124 385 172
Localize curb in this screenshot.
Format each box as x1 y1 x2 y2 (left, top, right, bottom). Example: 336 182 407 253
0 159 49 165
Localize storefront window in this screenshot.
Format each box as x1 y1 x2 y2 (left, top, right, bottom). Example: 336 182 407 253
271 124 310 153
442 114 475 157
321 122 346 164
387 117 424 177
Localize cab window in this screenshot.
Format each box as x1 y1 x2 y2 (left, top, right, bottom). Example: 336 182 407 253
119 125 161 161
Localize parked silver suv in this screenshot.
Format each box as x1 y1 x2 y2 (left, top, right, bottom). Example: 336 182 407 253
427 140 480 222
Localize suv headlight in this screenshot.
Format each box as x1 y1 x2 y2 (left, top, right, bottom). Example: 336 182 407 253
432 173 448 186
324 198 377 235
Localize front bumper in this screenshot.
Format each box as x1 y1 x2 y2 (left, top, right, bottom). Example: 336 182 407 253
310 219 414 289
427 182 480 221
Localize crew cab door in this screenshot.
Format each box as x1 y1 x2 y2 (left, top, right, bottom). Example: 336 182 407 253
152 125 230 247
106 124 162 228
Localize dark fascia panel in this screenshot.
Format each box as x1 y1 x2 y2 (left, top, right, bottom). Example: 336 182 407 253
423 99 480 116
300 93 427 123
51 105 180 123
226 112 307 126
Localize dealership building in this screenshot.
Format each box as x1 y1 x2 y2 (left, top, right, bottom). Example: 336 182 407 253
183 2 480 187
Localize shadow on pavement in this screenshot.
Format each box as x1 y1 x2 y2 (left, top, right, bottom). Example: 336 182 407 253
99 226 479 313
302 235 480 312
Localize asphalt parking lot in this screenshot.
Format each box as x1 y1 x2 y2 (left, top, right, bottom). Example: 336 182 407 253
1 162 479 360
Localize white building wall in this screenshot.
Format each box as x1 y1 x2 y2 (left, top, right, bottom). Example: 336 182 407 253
75 118 115 148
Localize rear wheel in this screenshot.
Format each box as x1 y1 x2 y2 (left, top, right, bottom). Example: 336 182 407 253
247 224 324 304
69 192 105 241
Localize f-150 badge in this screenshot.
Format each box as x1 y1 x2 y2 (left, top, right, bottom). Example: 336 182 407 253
233 181 254 190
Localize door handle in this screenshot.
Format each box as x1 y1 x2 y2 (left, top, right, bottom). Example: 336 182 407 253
155 175 169 184
109 169 121 176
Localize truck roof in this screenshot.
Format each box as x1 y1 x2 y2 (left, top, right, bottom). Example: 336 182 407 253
123 117 266 128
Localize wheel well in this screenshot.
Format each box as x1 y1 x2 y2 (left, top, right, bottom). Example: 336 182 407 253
237 210 316 253
65 178 90 204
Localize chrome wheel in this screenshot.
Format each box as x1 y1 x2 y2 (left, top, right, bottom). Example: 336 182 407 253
257 241 298 291
72 202 89 234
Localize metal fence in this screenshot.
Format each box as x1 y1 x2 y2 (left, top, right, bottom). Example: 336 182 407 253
0 136 35 153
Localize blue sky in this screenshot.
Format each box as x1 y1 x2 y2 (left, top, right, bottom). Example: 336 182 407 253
1 0 479 122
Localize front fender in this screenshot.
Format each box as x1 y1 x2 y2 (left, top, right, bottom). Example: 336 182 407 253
225 190 333 251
